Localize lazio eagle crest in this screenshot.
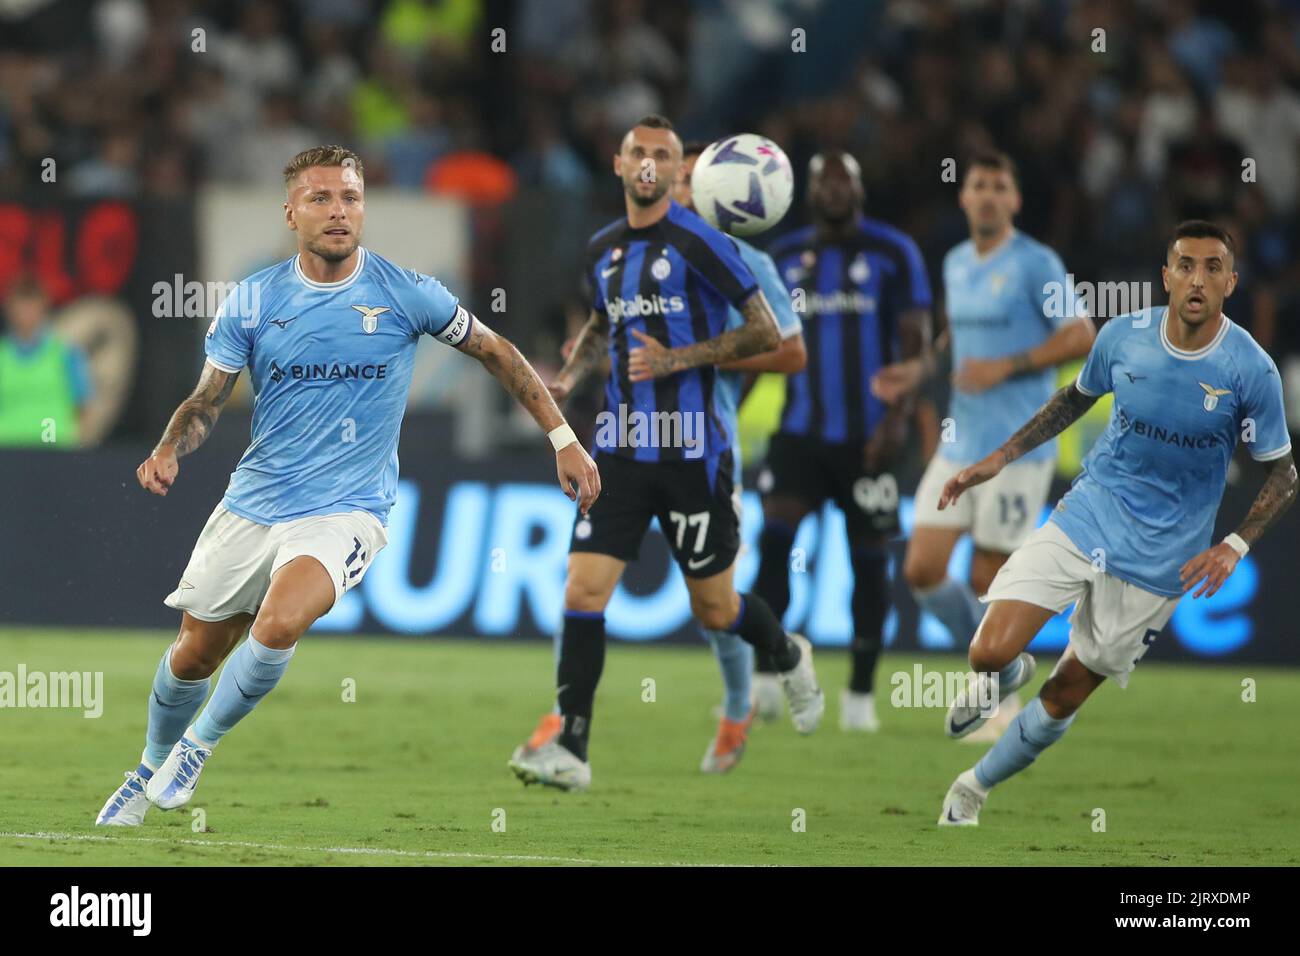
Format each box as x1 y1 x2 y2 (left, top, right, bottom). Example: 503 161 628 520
352 305 391 334
1199 382 1231 411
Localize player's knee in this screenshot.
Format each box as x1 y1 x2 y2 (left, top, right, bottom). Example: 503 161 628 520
968 625 1016 674
903 552 944 592
691 591 739 631
251 607 311 649
169 634 221 680
564 578 611 614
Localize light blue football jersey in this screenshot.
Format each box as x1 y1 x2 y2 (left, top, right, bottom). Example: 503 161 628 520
204 247 469 525
715 237 802 480
1051 307 1291 596
942 230 1079 464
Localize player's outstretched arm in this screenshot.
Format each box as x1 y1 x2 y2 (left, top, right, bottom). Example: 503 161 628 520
953 316 1096 393
136 360 239 496
550 309 610 403
1180 452 1298 598
457 314 601 515
938 382 1096 509
627 289 780 381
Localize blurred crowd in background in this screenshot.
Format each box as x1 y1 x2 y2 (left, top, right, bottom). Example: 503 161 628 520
2 0 1299 446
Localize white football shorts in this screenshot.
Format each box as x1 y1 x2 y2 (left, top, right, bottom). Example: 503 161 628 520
164 504 388 622
912 454 1055 553
979 520 1179 688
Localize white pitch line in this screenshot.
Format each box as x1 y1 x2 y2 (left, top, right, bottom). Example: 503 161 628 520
0 831 748 867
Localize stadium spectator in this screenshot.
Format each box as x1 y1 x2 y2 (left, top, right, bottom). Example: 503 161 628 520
1215 57 1300 215
1 0 1297 434
0 276 93 448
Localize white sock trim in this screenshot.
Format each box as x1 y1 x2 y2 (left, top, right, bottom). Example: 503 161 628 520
246 632 297 665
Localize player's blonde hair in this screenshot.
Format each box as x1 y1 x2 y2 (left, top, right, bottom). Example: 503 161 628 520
283 145 364 192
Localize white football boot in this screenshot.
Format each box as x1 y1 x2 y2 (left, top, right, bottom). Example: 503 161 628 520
962 690 1022 744
752 673 784 723
839 689 880 732
145 732 213 809
95 768 152 826
778 634 824 734
508 741 592 792
938 769 988 826
945 653 1036 739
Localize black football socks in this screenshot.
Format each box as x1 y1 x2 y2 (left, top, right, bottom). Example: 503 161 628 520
849 545 890 693
728 592 800 673
752 521 798 672
556 611 605 762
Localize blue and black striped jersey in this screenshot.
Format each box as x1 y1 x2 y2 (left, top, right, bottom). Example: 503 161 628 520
587 200 758 475
769 216 932 444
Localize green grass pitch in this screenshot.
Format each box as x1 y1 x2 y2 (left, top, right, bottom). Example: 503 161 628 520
1 629 1297 866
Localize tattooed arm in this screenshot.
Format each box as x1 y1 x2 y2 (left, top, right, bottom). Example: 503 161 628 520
996 383 1098 468
136 360 239 496
1180 452 1298 598
627 289 780 382
550 309 610 403
456 312 601 514
1235 452 1299 546
937 383 1097 510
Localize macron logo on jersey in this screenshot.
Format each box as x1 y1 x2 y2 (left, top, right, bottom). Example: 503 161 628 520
605 294 685 324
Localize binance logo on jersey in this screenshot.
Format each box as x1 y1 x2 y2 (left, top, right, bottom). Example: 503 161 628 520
1117 408 1222 450
269 360 388 383
352 305 391 334
1199 382 1231 412
606 294 685 324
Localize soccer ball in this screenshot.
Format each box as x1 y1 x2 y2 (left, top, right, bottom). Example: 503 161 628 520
691 134 794 237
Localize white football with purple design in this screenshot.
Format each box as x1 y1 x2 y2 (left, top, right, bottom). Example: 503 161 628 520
691 134 794 237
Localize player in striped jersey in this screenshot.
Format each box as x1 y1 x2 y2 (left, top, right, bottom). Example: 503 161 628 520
508 116 824 791
750 151 933 732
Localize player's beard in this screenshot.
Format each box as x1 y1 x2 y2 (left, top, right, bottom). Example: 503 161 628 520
304 233 360 263
626 175 670 207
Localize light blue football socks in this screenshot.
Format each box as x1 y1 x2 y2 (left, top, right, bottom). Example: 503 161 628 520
997 654 1025 691
142 646 210 769
973 696 1075 790
702 628 754 722
192 634 296 747
915 576 987 645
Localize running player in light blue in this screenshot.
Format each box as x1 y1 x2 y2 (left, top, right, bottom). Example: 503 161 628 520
95 145 600 826
674 141 806 773
933 220 1296 825
873 150 1095 740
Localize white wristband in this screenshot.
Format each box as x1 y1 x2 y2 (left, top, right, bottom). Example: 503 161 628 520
547 423 578 452
1223 533 1249 558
